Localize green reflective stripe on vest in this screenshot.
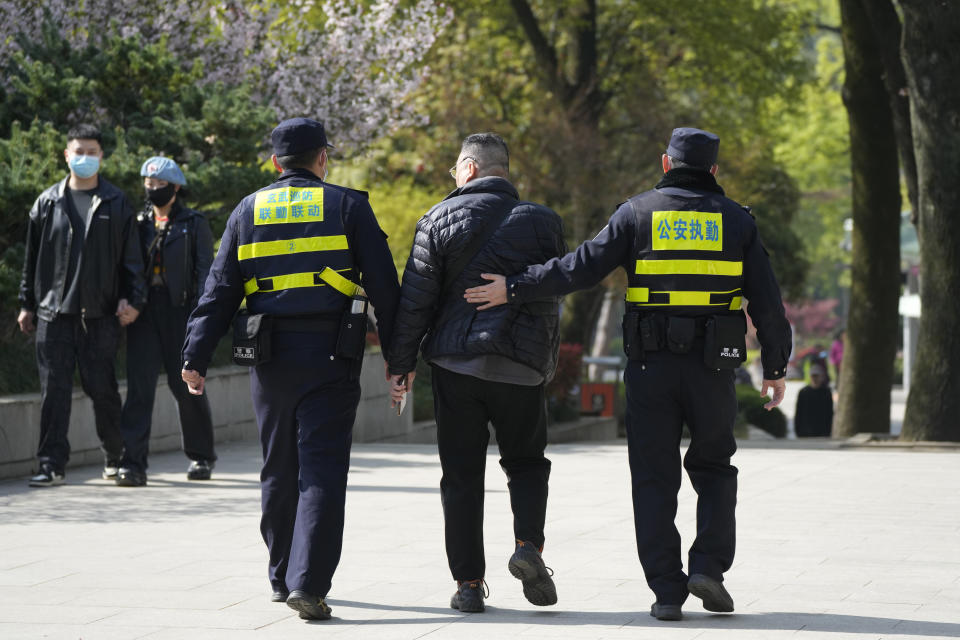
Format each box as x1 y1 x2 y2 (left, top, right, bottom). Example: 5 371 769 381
625 287 742 309
316 267 360 297
243 268 355 296
237 235 348 261
635 259 743 277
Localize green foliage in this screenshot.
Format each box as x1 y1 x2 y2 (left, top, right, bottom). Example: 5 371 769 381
366 180 440 274
736 383 787 437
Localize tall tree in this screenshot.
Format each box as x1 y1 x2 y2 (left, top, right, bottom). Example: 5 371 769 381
833 0 901 437
898 0 960 441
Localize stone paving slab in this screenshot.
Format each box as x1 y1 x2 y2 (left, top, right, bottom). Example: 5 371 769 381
1 439 959 639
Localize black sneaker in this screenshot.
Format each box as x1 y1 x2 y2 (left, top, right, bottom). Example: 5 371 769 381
271 589 289 603
687 573 734 613
450 579 487 613
650 602 683 621
102 460 120 480
28 464 65 487
116 468 147 487
508 541 558 606
187 459 214 480
286 590 331 620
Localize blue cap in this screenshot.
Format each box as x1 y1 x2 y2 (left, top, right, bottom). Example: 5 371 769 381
271 117 334 157
666 127 719 168
140 156 186 185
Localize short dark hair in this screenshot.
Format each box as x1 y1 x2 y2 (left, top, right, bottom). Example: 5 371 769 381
276 146 324 170
667 154 712 171
461 132 509 175
67 124 102 145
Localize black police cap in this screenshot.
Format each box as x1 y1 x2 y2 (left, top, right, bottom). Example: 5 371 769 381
666 127 719 168
271 117 334 157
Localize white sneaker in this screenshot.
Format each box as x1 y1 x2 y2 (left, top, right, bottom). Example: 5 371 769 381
29 465 65 487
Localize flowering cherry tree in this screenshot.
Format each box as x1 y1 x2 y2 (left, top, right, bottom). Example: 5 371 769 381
0 0 451 151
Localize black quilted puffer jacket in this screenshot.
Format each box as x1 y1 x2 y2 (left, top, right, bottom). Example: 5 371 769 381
387 177 567 380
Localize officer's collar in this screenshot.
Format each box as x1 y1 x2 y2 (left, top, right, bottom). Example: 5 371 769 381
444 176 519 201
276 167 322 182
655 168 724 195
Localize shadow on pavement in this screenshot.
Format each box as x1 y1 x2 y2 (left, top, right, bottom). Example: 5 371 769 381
321 600 960 636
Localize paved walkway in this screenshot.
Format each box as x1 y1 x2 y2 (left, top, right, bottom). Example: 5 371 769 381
1 439 958 639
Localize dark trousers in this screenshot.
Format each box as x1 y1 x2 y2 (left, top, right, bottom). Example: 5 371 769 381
624 348 738 605
251 331 361 597
120 288 215 473
431 365 551 582
35 314 124 472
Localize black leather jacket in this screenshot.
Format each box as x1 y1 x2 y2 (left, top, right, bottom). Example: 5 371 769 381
138 200 214 308
387 177 567 379
19 176 146 321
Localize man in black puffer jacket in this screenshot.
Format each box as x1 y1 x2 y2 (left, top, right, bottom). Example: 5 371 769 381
387 133 566 613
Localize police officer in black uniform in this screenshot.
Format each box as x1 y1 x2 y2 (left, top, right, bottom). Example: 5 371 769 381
464 128 792 621
180 118 399 621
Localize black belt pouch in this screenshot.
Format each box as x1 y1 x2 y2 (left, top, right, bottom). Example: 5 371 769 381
666 317 695 354
335 298 368 361
704 314 747 369
232 311 272 366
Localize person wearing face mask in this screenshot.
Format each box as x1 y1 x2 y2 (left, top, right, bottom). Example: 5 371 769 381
113 156 216 487
18 123 146 487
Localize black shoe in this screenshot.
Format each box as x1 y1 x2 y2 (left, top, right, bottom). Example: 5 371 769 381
115 468 147 487
271 590 289 603
28 464 65 487
187 459 214 480
102 460 120 480
286 590 331 620
687 574 734 612
650 602 683 621
508 541 558 606
450 579 486 613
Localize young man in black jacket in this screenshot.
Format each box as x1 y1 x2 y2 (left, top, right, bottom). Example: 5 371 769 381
387 133 566 613
18 123 146 487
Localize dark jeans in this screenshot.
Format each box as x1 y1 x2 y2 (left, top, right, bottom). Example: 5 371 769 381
431 365 551 582
252 331 361 597
624 347 738 605
120 288 215 473
36 314 124 472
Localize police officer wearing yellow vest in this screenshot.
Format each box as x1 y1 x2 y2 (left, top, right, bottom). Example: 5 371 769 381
464 128 792 621
180 118 400 621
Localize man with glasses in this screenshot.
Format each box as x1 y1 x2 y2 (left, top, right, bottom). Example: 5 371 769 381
387 133 566 613
462 128 792 621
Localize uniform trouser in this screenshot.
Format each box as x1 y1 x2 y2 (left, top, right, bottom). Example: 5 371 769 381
35 314 124 472
251 330 361 597
623 347 738 605
120 288 216 473
431 365 552 582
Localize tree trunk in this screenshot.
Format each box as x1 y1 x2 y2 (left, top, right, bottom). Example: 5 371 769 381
898 1 960 441
833 0 901 437
861 0 918 219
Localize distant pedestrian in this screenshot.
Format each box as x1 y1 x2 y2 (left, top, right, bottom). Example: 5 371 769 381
795 363 833 437
830 330 844 379
115 156 216 487
18 123 146 487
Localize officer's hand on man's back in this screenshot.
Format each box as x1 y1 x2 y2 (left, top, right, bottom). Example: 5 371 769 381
464 273 507 310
